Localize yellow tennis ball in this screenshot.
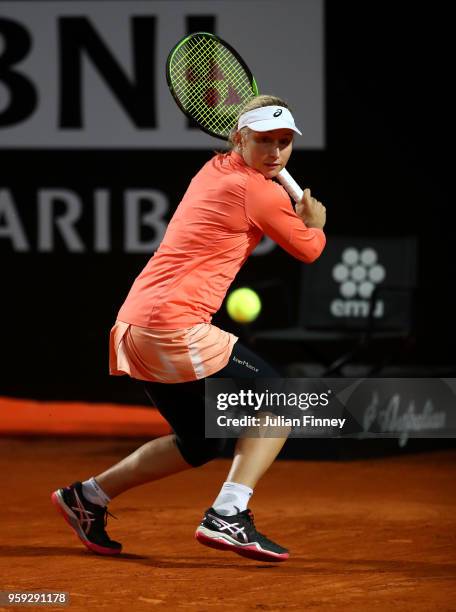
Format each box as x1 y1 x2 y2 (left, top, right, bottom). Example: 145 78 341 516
226 287 261 323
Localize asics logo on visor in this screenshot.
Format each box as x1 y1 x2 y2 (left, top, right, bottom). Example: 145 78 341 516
237 105 302 135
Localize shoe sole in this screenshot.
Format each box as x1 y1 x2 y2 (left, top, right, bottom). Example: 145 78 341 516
51 490 122 556
195 526 289 562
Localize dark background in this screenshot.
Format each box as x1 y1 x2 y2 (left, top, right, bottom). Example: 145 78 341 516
0 2 454 404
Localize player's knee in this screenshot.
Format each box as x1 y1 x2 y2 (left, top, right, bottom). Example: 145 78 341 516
174 435 226 467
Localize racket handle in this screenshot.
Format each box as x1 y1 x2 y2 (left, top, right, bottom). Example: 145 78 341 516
277 168 304 202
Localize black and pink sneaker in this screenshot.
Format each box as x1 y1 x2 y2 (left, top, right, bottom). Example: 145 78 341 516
195 507 289 562
51 482 122 555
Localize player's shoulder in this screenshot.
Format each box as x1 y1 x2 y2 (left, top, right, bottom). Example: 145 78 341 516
245 171 289 202
210 153 251 187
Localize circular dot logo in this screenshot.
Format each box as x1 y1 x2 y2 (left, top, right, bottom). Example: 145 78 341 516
360 248 377 266
351 265 367 282
359 281 375 299
369 264 386 283
332 263 349 282
332 247 386 300
342 248 359 266
340 281 357 298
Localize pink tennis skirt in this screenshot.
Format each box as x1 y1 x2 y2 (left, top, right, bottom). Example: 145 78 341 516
109 320 238 383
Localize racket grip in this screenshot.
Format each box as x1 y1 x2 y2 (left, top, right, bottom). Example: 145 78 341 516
277 168 304 202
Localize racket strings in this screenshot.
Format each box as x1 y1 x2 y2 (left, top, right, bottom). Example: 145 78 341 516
172 38 245 129
169 35 255 137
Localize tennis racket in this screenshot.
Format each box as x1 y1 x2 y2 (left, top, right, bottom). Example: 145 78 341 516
166 32 304 202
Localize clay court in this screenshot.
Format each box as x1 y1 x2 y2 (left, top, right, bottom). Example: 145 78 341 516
1 436 455 611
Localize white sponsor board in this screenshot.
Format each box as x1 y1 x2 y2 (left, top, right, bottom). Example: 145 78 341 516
0 0 324 149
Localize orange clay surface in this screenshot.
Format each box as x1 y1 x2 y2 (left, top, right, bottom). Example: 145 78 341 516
0 397 170 437
0 438 455 612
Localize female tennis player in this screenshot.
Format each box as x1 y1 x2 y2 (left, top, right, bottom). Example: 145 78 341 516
51 95 326 563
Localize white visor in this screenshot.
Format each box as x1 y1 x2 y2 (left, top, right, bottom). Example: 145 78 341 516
237 105 302 135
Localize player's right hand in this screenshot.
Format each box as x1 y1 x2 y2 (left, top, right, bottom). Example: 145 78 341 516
295 188 326 229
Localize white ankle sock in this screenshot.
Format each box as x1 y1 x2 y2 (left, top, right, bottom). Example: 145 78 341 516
212 481 253 516
81 477 111 507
